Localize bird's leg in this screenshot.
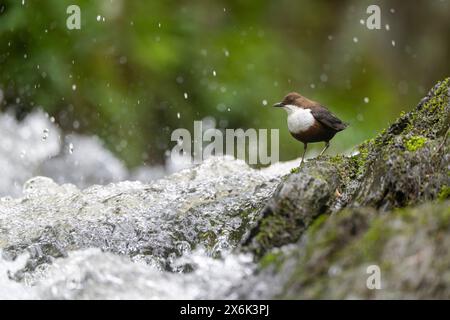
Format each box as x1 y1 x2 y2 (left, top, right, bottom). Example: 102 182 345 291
300 143 307 167
319 141 330 156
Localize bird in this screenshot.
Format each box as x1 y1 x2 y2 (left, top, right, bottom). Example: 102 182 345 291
273 92 348 166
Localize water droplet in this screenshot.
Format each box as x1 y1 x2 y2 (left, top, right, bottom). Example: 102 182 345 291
391 40 396 47
42 129 49 141
360 19 365 25
96 15 101 22
353 37 359 43
69 143 74 154
184 92 188 99
177 112 181 119
385 24 390 31
262 100 267 106
212 70 216 77
72 84 77 91
364 97 370 103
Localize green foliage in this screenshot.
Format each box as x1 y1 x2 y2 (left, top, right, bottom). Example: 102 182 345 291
0 1 449 166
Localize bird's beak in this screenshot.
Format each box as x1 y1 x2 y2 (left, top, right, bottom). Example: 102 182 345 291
272 102 284 108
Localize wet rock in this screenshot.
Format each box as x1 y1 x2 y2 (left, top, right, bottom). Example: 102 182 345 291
270 201 450 299
243 159 343 256
244 78 450 257
347 78 450 210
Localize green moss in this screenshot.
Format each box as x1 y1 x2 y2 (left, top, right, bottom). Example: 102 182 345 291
405 136 427 152
307 214 328 236
354 218 389 261
259 250 285 270
253 213 291 255
438 185 450 201
351 140 371 176
425 78 450 110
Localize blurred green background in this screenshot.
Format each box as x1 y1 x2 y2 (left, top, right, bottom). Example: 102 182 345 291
0 0 449 167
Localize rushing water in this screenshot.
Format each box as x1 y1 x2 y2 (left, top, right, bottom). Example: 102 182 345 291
0 110 298 299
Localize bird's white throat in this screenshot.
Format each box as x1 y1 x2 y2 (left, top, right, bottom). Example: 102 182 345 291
283 105 315 133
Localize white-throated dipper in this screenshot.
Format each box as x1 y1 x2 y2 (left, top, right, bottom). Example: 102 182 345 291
273 92 348 166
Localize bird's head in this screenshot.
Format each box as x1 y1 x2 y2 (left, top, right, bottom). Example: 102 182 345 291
273 92 306 113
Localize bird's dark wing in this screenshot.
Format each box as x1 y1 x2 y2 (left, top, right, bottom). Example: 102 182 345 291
310 105 348 131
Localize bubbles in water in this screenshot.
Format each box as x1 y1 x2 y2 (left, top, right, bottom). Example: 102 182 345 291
364 97 370 103
262 100 267 106
184 92 188 99
212 70 217 77
42 129 49 141
69 143 74 154
385 24 390 31
177 112 181 119
72 84 77 91
353 37 359 43
391 40 396 47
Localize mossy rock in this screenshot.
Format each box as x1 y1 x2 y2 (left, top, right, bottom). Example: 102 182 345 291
347 78 450 210
242 77 450 259
243 158 346 257
275 200 450 299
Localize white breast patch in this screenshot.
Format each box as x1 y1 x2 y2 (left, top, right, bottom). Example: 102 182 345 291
285 106 315 134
